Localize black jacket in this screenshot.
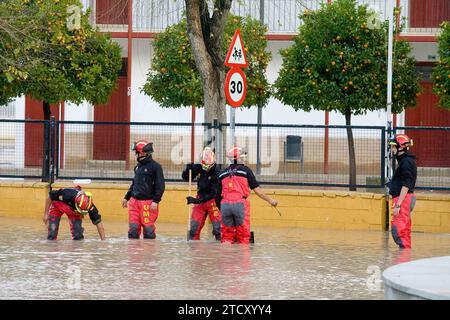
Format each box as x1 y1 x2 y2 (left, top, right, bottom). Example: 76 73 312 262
182 163 220 203
389 152 417 198
125 157 165 203
49 188 102 225
215 164 260 209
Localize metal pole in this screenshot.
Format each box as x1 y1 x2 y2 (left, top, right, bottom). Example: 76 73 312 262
387 0 394 145
260 0 264 23
42 117 50 182
55 116 60 180
49 116 56 186
230 107 236 147
256 0 264 175
393 0 401 128
217 119 223 166
324 111 329 174
191 105 196 163
125 0 133 170
187 106 195 241
213 119 223 165
256 106 262 174
324 0 332 175
385 0 394 231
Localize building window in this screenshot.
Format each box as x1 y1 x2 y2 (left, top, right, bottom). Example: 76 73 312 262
0 102 15 119
416 65 434 82
96 0 128 25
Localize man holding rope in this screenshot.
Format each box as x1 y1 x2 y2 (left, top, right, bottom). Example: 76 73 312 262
182 147 221 241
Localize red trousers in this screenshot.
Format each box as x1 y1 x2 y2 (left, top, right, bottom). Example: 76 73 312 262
189 199 221 240
220 199 251 244
48 201 84 240
128 197 159 239
391 194 416 249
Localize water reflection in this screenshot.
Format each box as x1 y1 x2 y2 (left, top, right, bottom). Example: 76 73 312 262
391 248 412 265
0 217 449 299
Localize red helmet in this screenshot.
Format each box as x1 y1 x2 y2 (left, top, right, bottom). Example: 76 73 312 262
201 147 216 171
389 134 413 149
75 191 93 215
132 139 154 156
226 146 247 162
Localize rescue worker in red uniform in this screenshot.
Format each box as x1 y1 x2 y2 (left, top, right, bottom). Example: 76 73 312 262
43 187 105 240
389 134 417 249
122 140 165 239
182 147 221 241
216 146 278 244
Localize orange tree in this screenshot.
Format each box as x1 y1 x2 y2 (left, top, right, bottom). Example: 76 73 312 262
142 14 271 115
274 0 420 190
0 0 121 181
0 0 35 105
432 22 450 109
0 0 122 116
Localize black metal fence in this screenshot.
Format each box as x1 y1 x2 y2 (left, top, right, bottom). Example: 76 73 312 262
394 126 450 191
0 119 48 179
1 118 449 191
224 123 386 188
55 120 209 182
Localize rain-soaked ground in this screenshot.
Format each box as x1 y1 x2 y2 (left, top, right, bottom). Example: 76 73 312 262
0 216 449 300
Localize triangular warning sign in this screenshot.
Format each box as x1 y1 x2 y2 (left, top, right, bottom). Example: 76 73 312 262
224 29 248 68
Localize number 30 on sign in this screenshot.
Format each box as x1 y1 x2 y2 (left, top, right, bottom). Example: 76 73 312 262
225 67 247 108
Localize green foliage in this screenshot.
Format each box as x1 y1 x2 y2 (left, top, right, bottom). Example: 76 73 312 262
0 0 122 106
432 22 450 110
0 75 20 106
274 0 420 116
142 14 271 108
142 19 201 108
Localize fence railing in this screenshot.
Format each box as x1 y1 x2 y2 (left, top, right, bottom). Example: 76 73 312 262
1 119 449 190
0 119 48 179
55 120 209 182
223 123 387 188
84 0 448 36
394 126 450 191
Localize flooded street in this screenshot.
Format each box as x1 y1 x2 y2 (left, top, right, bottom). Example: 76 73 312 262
0 216 449 300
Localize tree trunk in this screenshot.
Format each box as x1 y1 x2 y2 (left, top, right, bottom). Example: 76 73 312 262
345 108 357 191
42 101 51 182
185 0 231 164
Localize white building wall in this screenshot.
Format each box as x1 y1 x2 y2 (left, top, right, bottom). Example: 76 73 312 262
9 37 436 127
129 38 391 126
130 39 200 123
65 102 93 122
0 96 24 169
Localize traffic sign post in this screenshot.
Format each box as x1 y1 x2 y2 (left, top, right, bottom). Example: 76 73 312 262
224 29 248 147
225 67 247 108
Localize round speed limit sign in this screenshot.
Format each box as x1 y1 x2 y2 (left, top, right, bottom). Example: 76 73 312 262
225 67 247 108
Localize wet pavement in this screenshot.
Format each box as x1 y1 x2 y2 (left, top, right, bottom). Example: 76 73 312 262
0 216 449 300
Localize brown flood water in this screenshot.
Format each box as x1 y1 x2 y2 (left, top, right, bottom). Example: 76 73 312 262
0 216 449 300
